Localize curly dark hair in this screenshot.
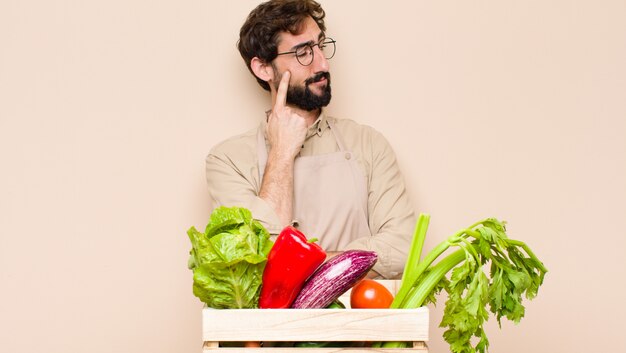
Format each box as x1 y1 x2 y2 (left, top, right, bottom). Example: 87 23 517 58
238 0 326 91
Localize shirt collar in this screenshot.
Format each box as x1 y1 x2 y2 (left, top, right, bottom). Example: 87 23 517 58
306 110 329 138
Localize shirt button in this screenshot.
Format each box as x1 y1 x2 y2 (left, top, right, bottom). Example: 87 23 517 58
345 152 351 160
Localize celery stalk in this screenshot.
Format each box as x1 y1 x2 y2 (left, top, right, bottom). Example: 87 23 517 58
382 215 548 353
394 214 430 306
391 240 451 308
398 249 465 309
401 213 430 280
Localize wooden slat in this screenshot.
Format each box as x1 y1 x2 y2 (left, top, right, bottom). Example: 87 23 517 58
412 341 427 349
202 346 428 353
202 307 428 342
201 280 428 350
203 341 219 349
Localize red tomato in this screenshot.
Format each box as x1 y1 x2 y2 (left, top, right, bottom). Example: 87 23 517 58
350 279 394 308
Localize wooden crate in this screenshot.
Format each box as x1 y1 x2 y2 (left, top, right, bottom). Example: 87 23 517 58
202 280 429 352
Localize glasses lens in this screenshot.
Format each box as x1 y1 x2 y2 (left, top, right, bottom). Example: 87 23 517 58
295 46 314 66
322 39 336 60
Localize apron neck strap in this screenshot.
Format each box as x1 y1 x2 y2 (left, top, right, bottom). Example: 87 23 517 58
257 125 268 181
326 119 348 152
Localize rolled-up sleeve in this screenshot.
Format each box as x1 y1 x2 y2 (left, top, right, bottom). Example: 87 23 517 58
344 128 416 279
205 144 282 235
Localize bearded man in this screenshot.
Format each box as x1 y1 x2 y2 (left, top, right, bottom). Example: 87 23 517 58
205 0 415 279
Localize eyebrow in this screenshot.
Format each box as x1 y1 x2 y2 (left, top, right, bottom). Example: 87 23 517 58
290 33 326 51
291 40 315 51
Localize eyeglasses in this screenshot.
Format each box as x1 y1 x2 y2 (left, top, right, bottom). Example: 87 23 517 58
276 38 336 66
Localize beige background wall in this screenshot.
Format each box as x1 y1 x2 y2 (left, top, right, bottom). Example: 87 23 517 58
1 1 624 352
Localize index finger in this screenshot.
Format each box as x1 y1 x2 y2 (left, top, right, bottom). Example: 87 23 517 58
275 71 290 108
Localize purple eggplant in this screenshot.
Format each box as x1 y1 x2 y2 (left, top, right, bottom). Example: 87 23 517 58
291 250 378 309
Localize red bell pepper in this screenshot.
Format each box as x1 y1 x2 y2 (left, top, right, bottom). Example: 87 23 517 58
259 226 326 308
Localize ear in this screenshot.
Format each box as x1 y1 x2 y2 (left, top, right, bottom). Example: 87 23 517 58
250 57 274 83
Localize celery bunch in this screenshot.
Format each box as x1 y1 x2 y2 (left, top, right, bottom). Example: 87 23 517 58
380 214 547 353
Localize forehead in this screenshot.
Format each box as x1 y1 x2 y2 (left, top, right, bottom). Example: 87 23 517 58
276 16 323 50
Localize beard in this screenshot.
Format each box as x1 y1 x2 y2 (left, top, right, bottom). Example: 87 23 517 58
274 71 332 111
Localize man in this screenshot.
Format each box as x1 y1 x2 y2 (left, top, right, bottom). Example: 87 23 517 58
206 0 415 279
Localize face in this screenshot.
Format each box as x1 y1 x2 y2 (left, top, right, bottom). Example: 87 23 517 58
271 16 332 111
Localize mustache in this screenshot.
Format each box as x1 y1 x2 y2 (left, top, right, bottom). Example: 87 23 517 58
305 72 330 85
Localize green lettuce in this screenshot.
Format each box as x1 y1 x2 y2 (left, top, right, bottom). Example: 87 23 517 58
187 206 273 308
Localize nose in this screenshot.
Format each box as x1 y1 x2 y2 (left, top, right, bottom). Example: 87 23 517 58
311 45 329 72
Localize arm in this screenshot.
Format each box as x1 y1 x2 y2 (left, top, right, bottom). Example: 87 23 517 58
258 154 295 228
206 152 284 234
206 131 303 234
345 129 416 279
259 71 308 227
206 71 307 233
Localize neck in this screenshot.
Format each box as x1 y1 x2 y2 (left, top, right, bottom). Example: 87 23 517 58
293 106 321 127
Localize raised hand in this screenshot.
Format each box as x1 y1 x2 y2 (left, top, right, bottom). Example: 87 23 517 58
265 71 308 161
258 71 308 228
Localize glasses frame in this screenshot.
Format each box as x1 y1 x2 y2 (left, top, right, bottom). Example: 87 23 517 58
275 37 336 66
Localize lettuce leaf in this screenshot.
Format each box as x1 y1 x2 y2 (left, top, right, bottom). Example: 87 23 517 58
187 206 273 308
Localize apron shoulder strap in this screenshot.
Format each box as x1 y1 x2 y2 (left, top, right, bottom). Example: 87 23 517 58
257 125 268 181
326 118 349 152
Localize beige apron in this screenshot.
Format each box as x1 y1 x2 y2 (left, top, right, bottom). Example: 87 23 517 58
257 119 371 250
